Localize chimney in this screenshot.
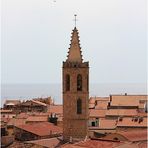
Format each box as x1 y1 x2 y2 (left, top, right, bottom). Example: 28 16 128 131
49 113 58 125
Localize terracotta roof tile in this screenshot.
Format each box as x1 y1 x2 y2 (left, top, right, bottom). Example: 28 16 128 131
7 118 26 126
62 139 123 148
117 129 147 142
95 101 108 109
89 97 109 109
28 112 49 116
15 122 62 136
106 109 138 116
137 112 148 117
48 105 63 115
95 97 110 101
16 113 29 119
75 140 120 148
62 139 147 148
110 95 147 107
25 137 61 148
89 97 109 103
115 141 147 148
89 109 106 118
138 141 148 148
26 116 48 122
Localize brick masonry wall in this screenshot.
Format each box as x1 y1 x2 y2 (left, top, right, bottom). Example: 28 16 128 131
63 63 89 141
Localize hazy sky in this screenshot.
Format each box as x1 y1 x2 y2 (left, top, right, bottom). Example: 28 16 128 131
1 0 147 84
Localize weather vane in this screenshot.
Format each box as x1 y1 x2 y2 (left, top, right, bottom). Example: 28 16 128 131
74 14 77 27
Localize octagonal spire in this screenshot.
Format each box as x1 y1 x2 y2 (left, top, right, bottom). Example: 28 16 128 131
66 27 83 63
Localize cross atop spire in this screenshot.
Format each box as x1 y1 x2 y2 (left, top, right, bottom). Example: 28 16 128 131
74 14 77 27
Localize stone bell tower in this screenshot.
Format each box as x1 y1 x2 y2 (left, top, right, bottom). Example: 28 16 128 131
62 16 89 142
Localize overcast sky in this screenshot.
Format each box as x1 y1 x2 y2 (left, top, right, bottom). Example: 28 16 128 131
1 0 147 84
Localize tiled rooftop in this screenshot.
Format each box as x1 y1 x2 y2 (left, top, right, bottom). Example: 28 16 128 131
16 113 29 119
137 112 148 117
106 109 138 116
25 137 62 148
95 97 110 101
62 139 123 148
7 118 26 126
26 116 48 122
15 122 62 136
48 105 63 115
95 101 109 110
62 139 147 148
115 141 147 148
110 95 147 107
118 129 147 142
89 109 106 118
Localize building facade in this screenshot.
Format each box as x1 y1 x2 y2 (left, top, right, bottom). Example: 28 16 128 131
63 27 89 141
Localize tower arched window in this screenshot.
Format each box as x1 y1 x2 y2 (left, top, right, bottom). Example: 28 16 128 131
77 98 82 114
77 74 82 91
66 74 70 91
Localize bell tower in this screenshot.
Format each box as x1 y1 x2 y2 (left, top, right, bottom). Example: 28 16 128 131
62 15 89 141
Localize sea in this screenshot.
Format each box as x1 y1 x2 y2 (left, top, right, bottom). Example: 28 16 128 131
1 83 147 107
